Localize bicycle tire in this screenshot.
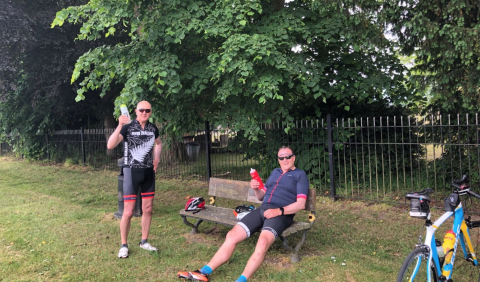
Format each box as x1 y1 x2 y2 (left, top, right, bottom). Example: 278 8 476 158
396 248 438 282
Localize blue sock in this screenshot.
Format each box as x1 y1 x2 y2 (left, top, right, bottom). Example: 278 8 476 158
235 275 247 282
200 265 213 275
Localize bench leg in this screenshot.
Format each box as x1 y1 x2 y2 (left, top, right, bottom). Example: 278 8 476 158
280 230 307 263
181 216 204 234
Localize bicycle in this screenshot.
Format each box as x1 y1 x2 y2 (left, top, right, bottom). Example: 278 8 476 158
397 175 480 282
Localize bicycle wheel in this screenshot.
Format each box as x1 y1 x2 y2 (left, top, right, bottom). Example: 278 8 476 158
451 229 480 282
397 248 438 282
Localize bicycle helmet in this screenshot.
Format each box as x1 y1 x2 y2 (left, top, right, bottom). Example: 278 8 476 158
185 197 205 212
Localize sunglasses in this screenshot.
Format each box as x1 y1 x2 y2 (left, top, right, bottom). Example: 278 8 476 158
278 154 294 161
137 109 151 113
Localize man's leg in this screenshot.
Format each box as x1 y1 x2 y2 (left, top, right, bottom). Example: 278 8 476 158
206 224 248 270
140 197 154 240
240 230 276 279
138 167 156 250
120 201 136 244
177 224 249 280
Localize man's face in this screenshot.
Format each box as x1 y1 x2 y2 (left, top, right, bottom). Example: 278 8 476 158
135 101 152 123
277 148 295 171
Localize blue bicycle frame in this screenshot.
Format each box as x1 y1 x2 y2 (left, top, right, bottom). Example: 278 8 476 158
421 202 478 281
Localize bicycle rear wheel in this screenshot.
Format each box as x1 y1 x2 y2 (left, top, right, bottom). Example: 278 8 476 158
397 248 438 282
451 229 480 282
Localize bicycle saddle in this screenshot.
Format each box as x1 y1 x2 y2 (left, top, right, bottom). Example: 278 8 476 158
405 188 433 201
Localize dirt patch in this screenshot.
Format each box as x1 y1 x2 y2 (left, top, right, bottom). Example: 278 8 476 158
263 255 294 270
181 228 225 246
101 212 118 222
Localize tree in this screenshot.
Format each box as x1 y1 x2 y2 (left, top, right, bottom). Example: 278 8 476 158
383 0 480 112
0 0 126 157
52 0 413 140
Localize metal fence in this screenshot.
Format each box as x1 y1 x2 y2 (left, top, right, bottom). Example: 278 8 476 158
2 114 479 202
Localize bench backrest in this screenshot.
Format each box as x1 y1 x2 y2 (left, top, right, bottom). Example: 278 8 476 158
208 177 316 211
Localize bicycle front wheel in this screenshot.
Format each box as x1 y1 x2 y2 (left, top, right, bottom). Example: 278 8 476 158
397 248 438 282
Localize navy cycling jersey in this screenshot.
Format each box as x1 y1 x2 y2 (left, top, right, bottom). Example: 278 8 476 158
120 119 159 168
260 168 309 207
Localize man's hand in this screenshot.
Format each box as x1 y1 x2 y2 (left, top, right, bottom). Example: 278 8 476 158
250 179 260 190
118 115 130 126
264 208 282 219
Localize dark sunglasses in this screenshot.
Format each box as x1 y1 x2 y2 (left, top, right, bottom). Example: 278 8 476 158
278 154 294 161
138 109 151 113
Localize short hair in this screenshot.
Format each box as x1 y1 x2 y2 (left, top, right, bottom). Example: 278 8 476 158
278 145 294 155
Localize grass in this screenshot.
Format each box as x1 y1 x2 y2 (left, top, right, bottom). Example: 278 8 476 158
1 156 480 282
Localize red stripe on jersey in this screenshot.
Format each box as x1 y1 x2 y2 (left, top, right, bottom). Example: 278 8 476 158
267 171 287 203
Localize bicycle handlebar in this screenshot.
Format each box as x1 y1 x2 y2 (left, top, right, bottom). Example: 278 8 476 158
452 174 469 186
467 189 480 200
405 175 480 202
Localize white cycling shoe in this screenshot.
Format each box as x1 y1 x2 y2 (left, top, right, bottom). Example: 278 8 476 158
139 242 158 252
117 246 129 258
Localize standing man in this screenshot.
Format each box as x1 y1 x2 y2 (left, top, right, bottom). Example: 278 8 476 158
177 146 309 282
107 100 162 258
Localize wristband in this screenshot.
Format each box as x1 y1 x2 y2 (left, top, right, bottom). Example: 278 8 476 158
279 207 284 215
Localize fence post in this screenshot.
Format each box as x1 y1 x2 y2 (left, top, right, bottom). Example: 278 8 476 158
327 115 336 200
80 127 86 166
46 134 50 161
205 121 212 181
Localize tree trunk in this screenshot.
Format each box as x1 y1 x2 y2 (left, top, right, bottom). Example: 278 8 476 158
274 0 285 11
105 115 116 156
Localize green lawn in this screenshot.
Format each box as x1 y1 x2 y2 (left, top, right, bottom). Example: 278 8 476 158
1 156 478 281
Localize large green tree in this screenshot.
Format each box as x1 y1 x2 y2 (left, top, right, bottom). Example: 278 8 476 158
53 0 412 139
387 0 480 112
325 0 480 112
0 0 127 156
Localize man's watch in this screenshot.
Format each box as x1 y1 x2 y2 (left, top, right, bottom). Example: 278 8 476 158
279 207 284 215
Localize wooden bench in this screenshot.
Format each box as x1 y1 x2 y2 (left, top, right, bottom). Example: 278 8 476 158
180 177 317 262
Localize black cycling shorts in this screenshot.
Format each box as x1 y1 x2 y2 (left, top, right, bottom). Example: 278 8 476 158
237 204 294 238
122 167 155 202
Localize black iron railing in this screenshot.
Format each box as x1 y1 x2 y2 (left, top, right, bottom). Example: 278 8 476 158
2 114 480 202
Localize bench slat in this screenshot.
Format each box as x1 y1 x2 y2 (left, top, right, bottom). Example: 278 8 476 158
209 177 316 211
208 178 262 204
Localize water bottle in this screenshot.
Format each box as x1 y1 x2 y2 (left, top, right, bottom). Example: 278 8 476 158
435 239 444 263
120 104 131 124
443 230 456 265
250 168 264 190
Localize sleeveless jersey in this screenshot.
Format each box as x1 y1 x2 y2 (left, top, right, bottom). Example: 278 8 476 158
120 120 159 168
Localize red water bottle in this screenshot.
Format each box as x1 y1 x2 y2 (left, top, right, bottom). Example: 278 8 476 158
250 168 264 190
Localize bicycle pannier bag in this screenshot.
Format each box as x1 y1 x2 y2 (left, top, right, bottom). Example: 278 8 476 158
409 198 430 219
444 193 460 212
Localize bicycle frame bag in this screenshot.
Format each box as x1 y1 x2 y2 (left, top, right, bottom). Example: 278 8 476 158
444 193 460 212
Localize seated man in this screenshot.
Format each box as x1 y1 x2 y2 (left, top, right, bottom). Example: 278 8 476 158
177 145 309 282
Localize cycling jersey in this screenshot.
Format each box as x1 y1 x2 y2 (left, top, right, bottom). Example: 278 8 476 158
261 168 309 207
120 120 159 168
